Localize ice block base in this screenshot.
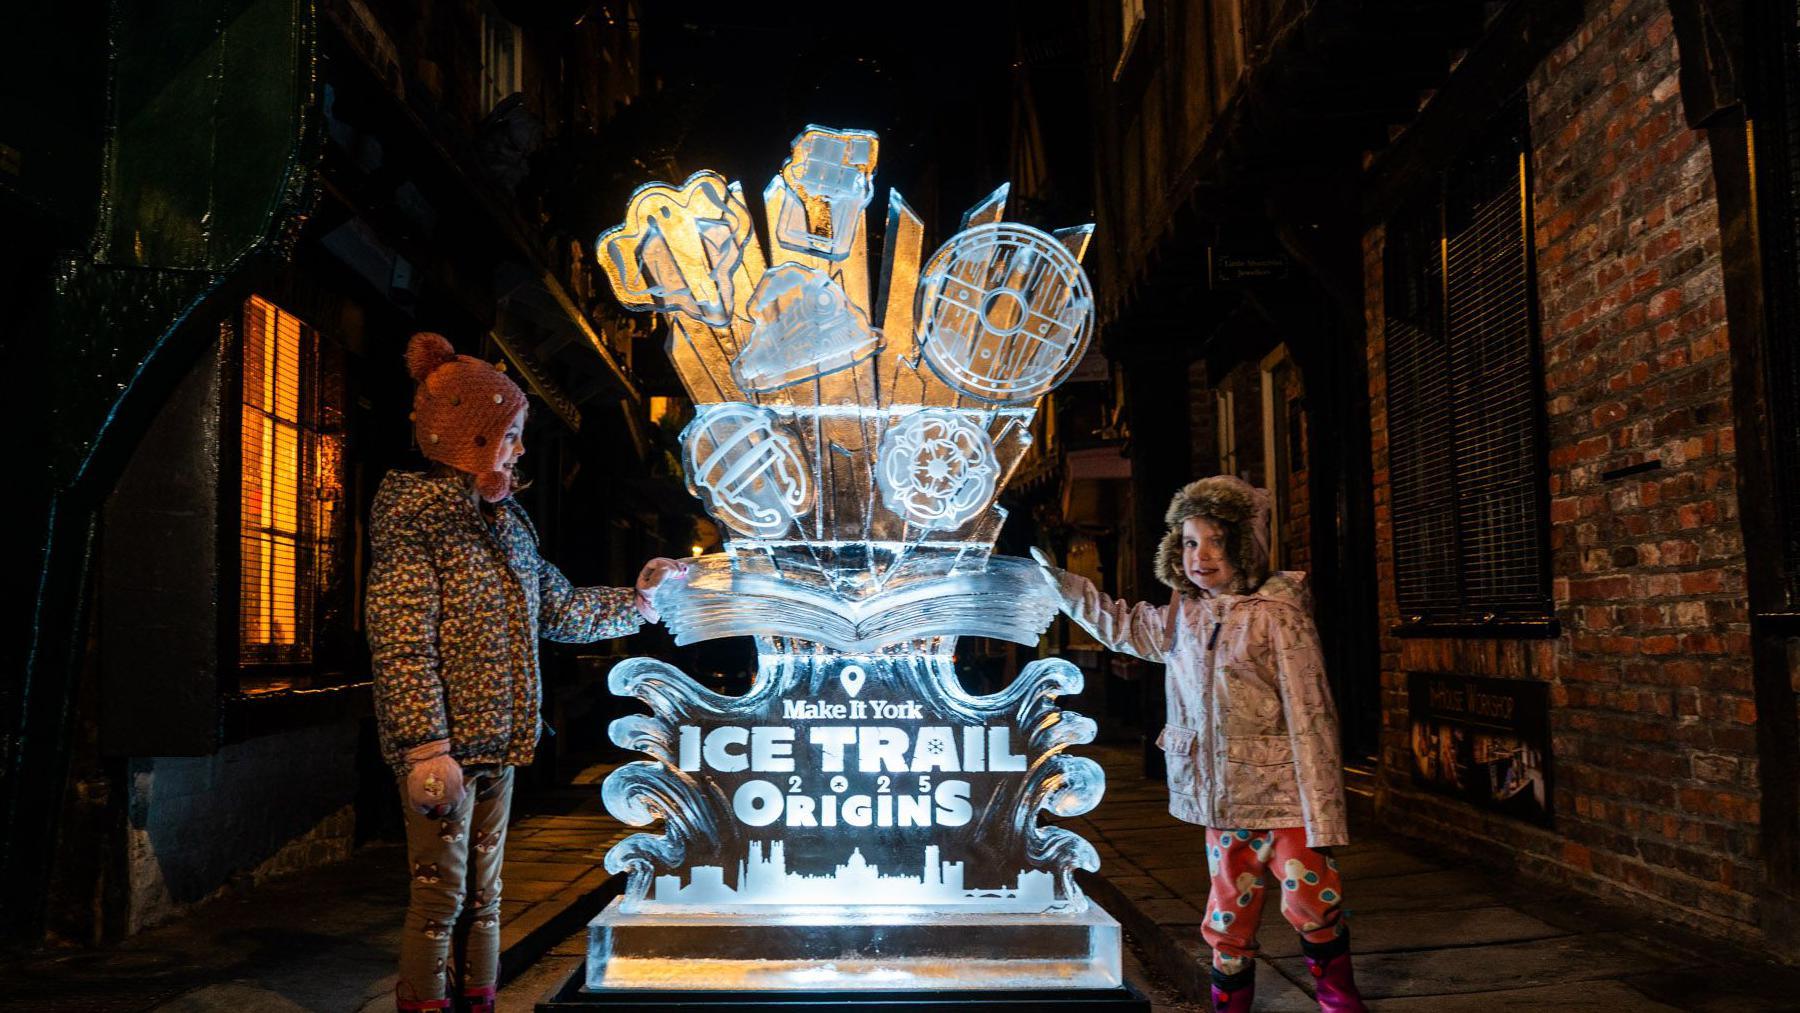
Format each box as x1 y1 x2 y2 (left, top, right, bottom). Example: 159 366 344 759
579 899 1125 993
539 977 1148 1011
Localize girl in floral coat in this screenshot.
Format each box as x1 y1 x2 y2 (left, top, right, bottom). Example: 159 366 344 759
1036 476 1366 1013
368 332 683 1013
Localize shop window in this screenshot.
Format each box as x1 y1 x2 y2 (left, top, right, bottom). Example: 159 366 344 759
237 295 350 683
1383 96 1553 635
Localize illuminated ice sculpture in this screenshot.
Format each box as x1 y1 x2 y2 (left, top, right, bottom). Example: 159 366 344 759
732 264 882 393
877 409 999 530
773 126 879 261
590 124 1113 994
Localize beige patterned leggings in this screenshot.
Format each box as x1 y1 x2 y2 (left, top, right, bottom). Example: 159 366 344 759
395 765 513 1008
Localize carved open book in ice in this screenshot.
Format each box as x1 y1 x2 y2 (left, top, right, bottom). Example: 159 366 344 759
652 554 1060 653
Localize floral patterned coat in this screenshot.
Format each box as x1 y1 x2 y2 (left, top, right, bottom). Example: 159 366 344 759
366 471 642 773
1047 568 1349 847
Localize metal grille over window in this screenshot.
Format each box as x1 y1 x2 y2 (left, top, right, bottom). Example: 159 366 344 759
239 296 347 670
1384 100 1551 630
1385 196 1459 619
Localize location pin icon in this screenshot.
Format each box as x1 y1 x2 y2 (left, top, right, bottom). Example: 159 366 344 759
839 664 867 698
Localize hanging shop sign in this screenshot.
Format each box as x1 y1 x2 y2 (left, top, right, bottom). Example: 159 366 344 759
1208 246 1291 286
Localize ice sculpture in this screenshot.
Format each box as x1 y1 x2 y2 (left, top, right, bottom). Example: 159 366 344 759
590 124 1115 993
916 222 1095 403
685 403 812 537
595 172 755 327
731 264 882 392
877 409 998 530
773 126 879 260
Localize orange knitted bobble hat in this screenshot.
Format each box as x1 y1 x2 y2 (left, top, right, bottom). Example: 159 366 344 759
406 332 528 502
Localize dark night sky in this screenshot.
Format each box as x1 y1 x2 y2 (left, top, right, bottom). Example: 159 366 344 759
616 2 1073 240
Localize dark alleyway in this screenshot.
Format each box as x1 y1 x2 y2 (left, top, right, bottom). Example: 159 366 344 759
7 746 1796 1011
10 0 1800 1005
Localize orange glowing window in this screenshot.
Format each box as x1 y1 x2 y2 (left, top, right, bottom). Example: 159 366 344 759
240 295 330 666
647 396 676 426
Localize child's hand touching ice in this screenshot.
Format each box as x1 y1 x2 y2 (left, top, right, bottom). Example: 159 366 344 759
634 557 690 623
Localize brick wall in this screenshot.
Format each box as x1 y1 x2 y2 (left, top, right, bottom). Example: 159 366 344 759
125 721 360 934
1366 220 1406 778
1366 0 1761 940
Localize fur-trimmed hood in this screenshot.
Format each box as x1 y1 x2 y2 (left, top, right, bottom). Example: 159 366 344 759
1155 475 1276 598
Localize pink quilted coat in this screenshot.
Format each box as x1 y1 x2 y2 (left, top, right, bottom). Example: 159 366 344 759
1047 568 1350 848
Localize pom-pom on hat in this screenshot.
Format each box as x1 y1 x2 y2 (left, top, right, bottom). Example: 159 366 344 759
406 332 528 502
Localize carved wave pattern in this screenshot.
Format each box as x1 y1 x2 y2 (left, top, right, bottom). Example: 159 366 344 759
599 646 1107 914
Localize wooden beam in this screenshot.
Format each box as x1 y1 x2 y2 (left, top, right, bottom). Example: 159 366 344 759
1667 0 1749 128
1671 0 1800 958
1361 0 1582 227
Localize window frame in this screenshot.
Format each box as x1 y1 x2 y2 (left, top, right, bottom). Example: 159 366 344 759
1216 387 1239 478
480 11 523 114
225 294 359 693
1259 343 1297 571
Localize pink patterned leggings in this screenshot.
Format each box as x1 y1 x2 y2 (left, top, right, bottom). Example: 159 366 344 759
1202 827 1347 974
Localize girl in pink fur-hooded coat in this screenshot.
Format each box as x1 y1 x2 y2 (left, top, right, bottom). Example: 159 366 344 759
1035 475 1366 1013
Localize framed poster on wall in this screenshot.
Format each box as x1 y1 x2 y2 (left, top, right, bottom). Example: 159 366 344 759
1406 672 1553 827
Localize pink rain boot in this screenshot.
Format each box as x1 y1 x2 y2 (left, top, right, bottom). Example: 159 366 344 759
1303 938 1368 1013
1210 964 1256 1013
